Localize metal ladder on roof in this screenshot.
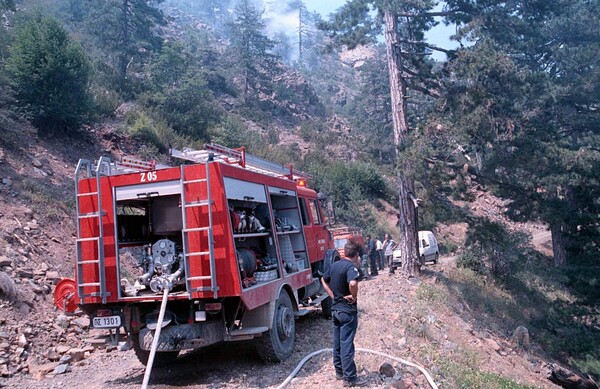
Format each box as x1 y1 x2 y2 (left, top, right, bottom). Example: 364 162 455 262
74 157 111 304
180 162 218 299
170 143 312 181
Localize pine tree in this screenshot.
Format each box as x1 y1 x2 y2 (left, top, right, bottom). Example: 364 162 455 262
226 0 277 100
5 13 91 133
320 0 460 276
87 0 166 91
440 0 600 267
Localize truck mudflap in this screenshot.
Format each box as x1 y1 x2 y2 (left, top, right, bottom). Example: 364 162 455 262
138 320 224 351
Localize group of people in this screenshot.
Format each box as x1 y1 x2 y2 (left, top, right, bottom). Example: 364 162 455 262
359 233 398 278
320 233 399 387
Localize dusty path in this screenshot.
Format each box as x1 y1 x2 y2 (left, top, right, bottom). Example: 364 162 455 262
4 256 556 389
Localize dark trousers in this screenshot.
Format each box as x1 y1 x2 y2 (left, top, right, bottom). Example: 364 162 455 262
377 249 384 269
332 310 358 382
369 255 378 275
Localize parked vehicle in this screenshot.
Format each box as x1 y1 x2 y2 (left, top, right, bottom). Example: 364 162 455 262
392 231 439 266
330 226 364 273
57 144 339 366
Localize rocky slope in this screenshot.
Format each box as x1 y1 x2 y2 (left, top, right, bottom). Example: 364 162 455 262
0 127 561 388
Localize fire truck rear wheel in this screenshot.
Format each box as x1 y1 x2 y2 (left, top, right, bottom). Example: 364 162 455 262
132 339 179 367
256 291 295 362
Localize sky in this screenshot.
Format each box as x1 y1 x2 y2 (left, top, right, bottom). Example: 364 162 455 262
302 0 459 61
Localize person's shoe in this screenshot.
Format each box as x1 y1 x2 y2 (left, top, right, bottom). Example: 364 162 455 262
343 377 368 387
335 373 343 380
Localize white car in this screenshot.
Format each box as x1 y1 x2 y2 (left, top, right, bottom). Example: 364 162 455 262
391 231 439 266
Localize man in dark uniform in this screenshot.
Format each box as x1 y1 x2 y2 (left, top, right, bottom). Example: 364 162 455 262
322 240 367 387
365 235 379 276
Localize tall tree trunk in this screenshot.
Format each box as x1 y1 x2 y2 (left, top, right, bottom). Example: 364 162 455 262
550 221 567 267
384 10 419 276
118 0 131 86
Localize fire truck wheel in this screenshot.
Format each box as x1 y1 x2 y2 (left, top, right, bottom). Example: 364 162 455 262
321 296 332 319
256 291 295 362
132 339 179 367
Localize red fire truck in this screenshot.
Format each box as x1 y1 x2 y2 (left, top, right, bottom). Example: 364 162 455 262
67 144 340 365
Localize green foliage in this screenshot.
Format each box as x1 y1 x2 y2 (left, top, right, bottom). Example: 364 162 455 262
458 219 531 278
208 116 259 150
226 0 278 99
86 0 166 92
141 75 222 141
5 13 91 134
123 109 197 153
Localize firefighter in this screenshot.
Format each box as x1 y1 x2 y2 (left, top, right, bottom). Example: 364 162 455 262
321 240 368 387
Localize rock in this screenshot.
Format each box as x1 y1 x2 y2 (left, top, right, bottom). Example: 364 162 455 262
0 256 12 267
30 362 59 380
58 354 72 364
389 380 406 389
485 338 501 351
17 268 34 279
0 342 9 351
56 315 69 329
72 317 90 329
53 363 70 375
1 178 11 186
46 271 61 282
47 350 61 362
32 158 43 168
379 362 396 377
0 363 10 377
17 334 27 348
397 337 407 348
56 345 70 354
15 347 25 357
67 348 86 362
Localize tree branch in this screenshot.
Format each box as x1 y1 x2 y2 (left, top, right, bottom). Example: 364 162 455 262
396 40 455 55
397 11 456 18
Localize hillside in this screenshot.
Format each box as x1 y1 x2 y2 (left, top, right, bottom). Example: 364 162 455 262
0 121 578 389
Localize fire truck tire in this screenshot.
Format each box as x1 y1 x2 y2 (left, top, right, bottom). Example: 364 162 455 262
256 291 295 362
321 296 332 319
132 339 179 367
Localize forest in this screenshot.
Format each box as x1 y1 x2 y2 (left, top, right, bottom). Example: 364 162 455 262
0 0 599 384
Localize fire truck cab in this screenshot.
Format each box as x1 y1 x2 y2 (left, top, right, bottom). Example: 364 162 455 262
72 144 339 365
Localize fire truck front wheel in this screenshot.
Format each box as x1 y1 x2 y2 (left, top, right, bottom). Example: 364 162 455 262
256 291 295 362
132 339 179 367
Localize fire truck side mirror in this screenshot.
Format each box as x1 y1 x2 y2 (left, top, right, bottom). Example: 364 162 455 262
318 192 336 226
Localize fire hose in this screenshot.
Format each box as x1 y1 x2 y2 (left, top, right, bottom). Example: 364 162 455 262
275 348 439 389
141 288 170 389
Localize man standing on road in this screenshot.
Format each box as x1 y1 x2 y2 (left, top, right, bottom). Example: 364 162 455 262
322 240 367 387
375 236 384 270
365 235 378 276
382 233 398 275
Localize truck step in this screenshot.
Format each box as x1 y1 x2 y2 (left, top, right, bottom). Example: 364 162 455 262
229 326 268 337
295 309 311 317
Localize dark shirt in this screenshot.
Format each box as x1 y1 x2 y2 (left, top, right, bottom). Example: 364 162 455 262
323 258 360 314
366 239 377 258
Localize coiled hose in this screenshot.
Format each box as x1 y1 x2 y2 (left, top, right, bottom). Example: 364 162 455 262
275 348 439 389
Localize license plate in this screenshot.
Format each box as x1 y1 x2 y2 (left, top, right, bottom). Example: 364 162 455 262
92 315 121 328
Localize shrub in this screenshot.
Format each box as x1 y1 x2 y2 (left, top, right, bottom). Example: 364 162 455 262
458 218 530 278
5 13 91 134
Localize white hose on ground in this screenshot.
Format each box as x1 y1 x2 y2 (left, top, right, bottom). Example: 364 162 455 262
275 348 439 389
141 288 170 389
